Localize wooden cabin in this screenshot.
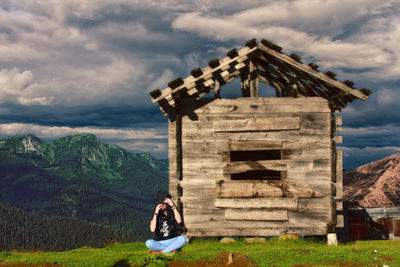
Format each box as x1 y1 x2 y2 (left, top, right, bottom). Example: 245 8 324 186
149 39 371 237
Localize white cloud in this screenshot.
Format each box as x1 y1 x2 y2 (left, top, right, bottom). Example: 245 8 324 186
114 140 167 154
16 96 55 105
356 15 400 79
0 123 167 140
377 88 400 106
171 0 396 76
95 21 168 42
148 69 175 91
343 124 400 136
0 68 53 105
0 68 33 93
341 146 400 160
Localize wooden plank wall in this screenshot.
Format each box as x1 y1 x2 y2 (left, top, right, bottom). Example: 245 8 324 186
169 97 341 237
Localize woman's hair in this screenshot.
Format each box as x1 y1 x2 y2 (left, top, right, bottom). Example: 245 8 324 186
153 189 171 205
156 205 173 222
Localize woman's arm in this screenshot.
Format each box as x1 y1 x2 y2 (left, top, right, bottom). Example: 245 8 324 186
164 198 182 224
150 204 163 232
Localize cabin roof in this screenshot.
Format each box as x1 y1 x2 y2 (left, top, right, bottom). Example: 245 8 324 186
150 38 371 115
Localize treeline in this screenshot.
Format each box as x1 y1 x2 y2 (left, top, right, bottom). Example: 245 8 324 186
0 202 130 251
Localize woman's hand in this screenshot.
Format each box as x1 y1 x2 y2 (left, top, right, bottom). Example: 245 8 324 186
154 204 163 214
163 198 174 207
164 198 182 223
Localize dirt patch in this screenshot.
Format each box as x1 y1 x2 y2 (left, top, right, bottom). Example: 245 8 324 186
381 256 395 262
293 262 367 267
168 251 258 267
0 263 64 267
292 248 310 254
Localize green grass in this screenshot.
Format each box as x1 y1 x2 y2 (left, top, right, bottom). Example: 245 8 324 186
0 239 399 267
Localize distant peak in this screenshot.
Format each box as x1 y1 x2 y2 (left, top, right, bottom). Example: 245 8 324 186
0 133 42 154
344 152 400 208
354 153 400 173
77 133 98 139
0 133 41 143
58 133 99 142
24 133 41 141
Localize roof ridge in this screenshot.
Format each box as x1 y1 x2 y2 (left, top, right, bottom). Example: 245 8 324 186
149 38 371 115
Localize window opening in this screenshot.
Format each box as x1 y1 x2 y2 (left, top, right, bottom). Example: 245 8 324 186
230 150 281 161
230 149 282 180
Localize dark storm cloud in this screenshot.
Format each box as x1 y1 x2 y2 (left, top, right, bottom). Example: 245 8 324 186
0 102 166 128
341 81 400 128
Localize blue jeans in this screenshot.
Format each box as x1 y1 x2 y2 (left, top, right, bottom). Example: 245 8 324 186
145 235 188 253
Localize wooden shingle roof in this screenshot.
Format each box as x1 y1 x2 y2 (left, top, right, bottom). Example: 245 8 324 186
150 38 371 115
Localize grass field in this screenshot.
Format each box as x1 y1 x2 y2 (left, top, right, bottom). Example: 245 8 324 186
0 238 399 266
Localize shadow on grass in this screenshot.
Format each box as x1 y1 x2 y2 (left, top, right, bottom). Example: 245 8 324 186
112 259 131 267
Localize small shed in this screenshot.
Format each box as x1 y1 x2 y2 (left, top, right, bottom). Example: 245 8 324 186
150 39 370 237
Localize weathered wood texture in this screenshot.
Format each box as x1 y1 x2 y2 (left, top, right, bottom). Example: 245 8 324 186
169 97 340 237
335 149 344 228
223 160 286 174
225 209 288 221
217 180 283 198
215 198 298 210
214 117 300 132
168 120 178 200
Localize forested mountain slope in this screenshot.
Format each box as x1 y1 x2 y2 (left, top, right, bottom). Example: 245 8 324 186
0 201 129 251
0 134 168 242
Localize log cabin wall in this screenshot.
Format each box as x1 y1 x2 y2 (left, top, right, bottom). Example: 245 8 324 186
168 96 343 237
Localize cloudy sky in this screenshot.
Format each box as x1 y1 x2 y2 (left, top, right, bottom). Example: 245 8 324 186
0 0 399 169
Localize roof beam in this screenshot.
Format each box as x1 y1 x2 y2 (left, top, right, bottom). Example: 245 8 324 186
258 43 368 101
152 45 258 104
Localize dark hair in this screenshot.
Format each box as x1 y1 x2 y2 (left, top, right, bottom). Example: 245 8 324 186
153 189 171 205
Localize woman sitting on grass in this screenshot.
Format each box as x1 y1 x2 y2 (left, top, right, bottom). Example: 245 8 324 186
145 190 188 254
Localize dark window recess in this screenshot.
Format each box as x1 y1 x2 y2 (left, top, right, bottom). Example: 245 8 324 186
230 150 282 180
230 150 281 162
231 170 281 180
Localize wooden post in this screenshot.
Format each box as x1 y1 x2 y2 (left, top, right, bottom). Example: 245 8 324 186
249 56 259 97
175 104 184 220
240 73 250 97
176 110 182 183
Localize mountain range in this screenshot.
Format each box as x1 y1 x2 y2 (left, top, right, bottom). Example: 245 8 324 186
0 133 168 243
343 153 400 208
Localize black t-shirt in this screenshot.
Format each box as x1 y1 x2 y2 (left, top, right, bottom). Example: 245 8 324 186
153 213 182 241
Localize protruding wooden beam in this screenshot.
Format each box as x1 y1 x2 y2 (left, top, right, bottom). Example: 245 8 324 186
308 63 319 70
245 38 257 48
227 48 239 58
191 67 203 78
149 89 161 99
168 77 184 89
289 53 302 62
360 88 372 96
208 58 220 68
